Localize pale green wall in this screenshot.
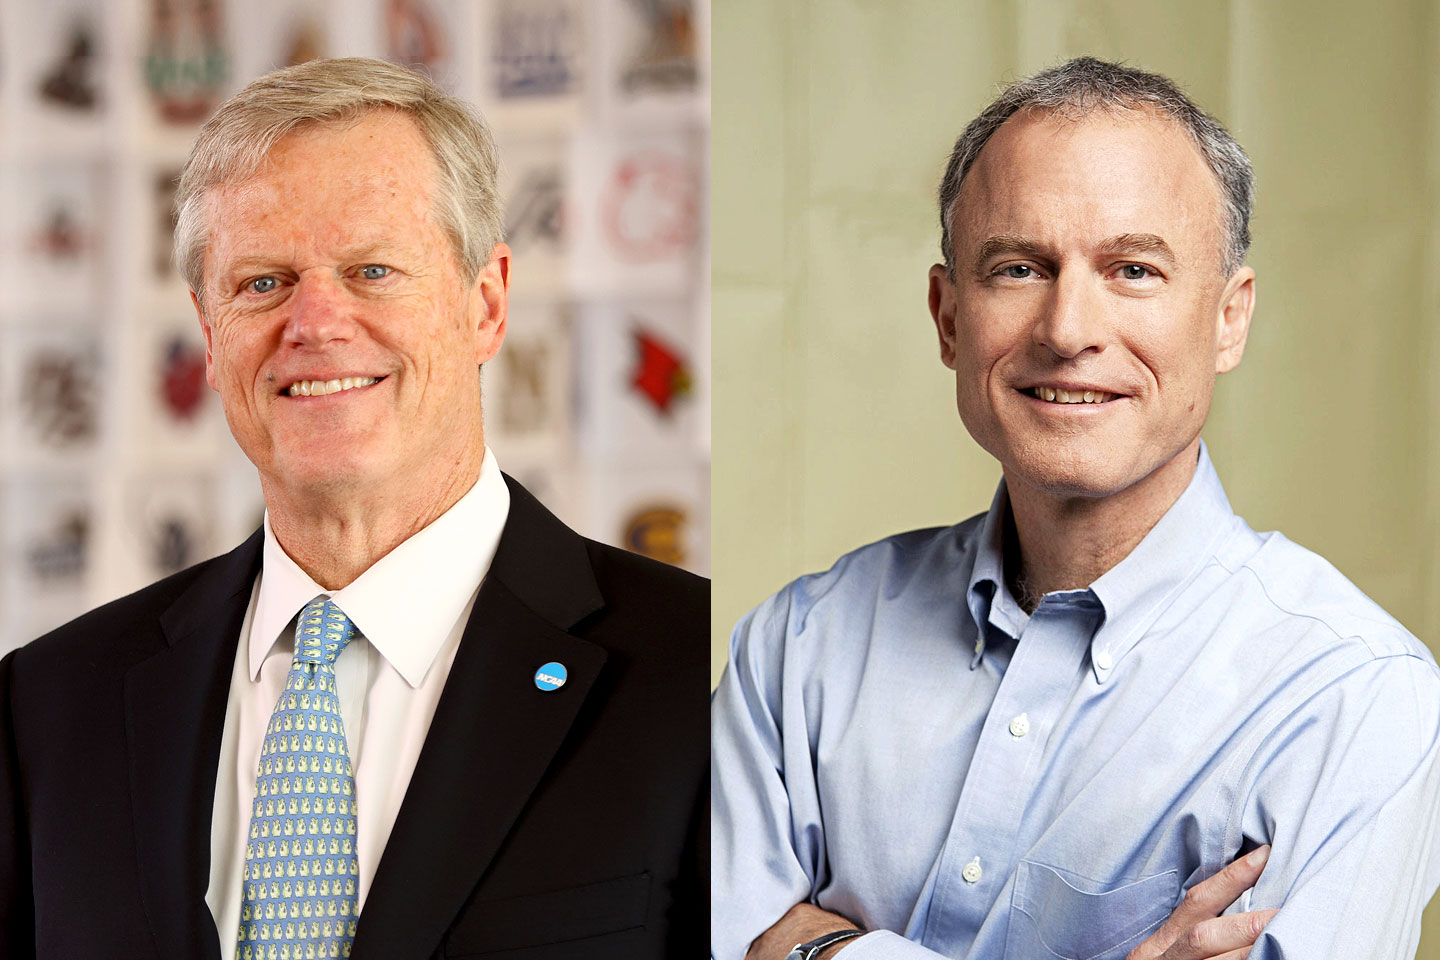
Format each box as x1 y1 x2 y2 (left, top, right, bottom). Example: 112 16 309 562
713 0 1440 952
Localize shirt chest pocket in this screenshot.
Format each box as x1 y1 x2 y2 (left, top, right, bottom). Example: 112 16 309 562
1005 860 1178 960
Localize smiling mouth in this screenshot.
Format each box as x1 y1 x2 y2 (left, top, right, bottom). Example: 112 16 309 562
1028 386 1119 404
285 376 385 397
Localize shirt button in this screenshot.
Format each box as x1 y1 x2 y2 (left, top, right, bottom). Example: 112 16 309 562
1009 713 1030 738
962 857 983 883
1094 649 1113 671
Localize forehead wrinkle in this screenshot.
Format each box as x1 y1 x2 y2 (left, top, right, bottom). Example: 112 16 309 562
958 111 1224 274
205 167 438 273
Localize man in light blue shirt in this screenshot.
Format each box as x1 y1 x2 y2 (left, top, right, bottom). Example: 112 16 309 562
711 58 1440 960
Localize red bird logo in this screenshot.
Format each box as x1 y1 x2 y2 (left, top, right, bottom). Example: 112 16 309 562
161 336 207 421
629 328 691 415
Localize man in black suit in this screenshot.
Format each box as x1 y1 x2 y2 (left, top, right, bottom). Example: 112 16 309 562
0 58 706 959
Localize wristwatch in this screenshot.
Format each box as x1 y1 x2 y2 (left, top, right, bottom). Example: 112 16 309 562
785 929 866 960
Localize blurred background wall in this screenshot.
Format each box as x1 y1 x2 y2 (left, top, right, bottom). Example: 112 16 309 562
712 0 1440 948
0 0 710 653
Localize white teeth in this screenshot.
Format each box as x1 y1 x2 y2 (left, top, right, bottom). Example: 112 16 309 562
287 376 378 397
1032 387 1114 404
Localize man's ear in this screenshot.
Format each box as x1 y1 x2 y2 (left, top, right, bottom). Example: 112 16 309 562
192 289 220 391
928 263 960 370
471 242 510 365
1215 265 1256 375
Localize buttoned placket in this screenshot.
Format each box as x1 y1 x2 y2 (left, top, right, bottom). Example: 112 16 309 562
919 591 1104 956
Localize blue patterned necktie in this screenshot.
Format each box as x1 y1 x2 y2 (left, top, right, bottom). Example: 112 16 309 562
237 597 360 960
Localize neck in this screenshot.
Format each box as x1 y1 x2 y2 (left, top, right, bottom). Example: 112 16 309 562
263 444 486 591
1003 439 1201 613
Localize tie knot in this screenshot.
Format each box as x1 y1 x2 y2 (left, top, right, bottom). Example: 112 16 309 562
294 597 356 667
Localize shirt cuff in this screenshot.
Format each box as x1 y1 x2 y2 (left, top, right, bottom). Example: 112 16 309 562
834 930 950 959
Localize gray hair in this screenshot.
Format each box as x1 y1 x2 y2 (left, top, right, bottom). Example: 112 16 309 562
174 57 502 300
938 56 1253 278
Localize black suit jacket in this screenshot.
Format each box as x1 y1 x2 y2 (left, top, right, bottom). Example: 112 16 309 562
0 477 707 959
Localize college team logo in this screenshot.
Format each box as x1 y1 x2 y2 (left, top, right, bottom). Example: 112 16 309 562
160 335 208 422
144 0 229 124
629 327 691 415
26 508 90 582
38 18 100 110
601 151 698 263
22 347 98 447
620 0 697 94
623 504 686 567
505 166 566 254
493 0 583 98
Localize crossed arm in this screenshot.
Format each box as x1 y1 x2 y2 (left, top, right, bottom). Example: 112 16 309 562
745 849 1277 960
712 599 1440 960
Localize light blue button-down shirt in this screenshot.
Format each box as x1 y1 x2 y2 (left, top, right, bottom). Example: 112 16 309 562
712 444 1440 960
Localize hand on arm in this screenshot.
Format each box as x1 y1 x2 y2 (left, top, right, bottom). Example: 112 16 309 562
1127 846 1275 960
743 846 1275 960
1217 654 1440 959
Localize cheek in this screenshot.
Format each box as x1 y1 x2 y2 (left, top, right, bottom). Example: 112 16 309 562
210 324 270 390
1130 331 1214 411
953 320 1015 396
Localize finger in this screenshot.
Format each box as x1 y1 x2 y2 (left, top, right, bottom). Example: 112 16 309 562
1161 909 1278 960
1162 846 1271 935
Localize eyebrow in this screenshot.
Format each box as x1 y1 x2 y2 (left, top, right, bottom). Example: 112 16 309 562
1099 232 1178 266
971 234 1046 275
216 242 409 277
970 232 1178 274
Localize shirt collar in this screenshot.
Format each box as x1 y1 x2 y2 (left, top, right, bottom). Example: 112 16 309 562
1087 440 1237 679
966 441 1237 680
966 482 1020 666
250 446 511 687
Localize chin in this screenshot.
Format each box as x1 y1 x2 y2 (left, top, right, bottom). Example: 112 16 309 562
1001 439 1138 501
270 447 385 495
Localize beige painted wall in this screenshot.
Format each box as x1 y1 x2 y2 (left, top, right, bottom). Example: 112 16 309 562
712 0 1440 952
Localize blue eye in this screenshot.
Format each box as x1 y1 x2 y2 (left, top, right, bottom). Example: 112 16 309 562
1120 264 1152 280
360 265 389 280
1002 264 1034 279
249 276 277 293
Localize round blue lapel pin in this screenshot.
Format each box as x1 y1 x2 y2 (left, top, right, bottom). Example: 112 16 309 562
534 661 567 692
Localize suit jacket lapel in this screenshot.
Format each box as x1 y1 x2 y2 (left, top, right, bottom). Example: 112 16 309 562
354 478 607 960
124 531 262 960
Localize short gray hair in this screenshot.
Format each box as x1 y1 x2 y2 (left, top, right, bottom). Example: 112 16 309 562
175 57 502 299
938 56 1253 278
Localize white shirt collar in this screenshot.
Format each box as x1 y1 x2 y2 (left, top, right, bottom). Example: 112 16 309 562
250 447 511 687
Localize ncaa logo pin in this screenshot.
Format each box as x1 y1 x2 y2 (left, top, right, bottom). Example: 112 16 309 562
534 661 567 692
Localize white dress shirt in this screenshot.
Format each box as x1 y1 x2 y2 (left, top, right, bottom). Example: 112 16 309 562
204 448 511 945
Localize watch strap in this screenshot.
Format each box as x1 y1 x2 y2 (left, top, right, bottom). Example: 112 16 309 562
787 928 866 960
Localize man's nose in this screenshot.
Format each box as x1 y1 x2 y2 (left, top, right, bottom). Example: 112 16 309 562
282 272 356 347
1032 271 1106 359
